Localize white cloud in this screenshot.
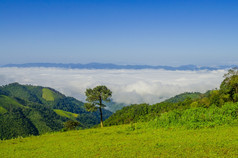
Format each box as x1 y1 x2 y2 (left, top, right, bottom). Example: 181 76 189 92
0 68 226 104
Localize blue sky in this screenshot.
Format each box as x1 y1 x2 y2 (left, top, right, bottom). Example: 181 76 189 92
1 0 238 66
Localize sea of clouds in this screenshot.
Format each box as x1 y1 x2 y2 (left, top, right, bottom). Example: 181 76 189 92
0 67 226 105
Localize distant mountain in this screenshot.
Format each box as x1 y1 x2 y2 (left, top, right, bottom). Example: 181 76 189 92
0 83 113 140
2 63 237 71
105 101 126 113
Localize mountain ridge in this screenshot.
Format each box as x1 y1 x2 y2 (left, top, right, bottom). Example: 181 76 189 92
1 63 237 71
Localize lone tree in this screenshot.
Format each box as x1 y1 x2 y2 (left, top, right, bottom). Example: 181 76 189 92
84 85 112 128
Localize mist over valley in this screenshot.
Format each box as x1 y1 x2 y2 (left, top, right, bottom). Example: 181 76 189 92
0 67 226 105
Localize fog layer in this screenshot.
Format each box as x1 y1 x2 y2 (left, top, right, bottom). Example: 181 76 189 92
0 68 226 104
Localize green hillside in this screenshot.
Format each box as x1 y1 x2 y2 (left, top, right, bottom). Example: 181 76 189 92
164 92 202 103
0 94 64 139
0 124 237 157
42 88 55 101
0 83 65 108
0 83 112 118
0 108 39 140
0 83 113 140
103 93 203 126
0 83 113 122
0 95 26 110
54 109 78 121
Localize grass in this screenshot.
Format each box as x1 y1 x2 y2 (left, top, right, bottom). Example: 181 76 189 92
0 124 237 158
54 109 78 121
42 88 55 101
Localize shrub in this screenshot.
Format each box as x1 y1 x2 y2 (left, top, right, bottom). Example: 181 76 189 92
148 102 238 129
63 120 80 131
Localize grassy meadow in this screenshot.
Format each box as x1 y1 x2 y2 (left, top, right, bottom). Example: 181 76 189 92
0 123 237 158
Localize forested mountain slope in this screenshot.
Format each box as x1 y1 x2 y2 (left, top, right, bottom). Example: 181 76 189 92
0 83 112 140
164 92 201 103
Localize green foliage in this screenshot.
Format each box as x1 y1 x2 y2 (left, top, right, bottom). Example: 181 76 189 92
84 102 98 112
24 104 64 134
164 92 201 103
105 92 237 127
85 85 112 111
53 96 112 128
0 95 26 110
104 104 151 126
85 85 112 127
0 106 7 114
149 102 238 129
76 109 112 128
105 69 238 127
104 99 194 126
0 83 65 108
0 108 39 140
63 120 80 131
85 85 112 104
25 109 53 134
220 67 238 102
1 83 45 104
0 94 65 139
54 97 85 114
54 109 78 121
42 88 55 101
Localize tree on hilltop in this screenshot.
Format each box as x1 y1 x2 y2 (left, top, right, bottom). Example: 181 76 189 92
84 85 112 128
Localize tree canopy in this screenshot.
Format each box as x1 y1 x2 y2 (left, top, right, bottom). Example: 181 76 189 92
85 85 112 127
220 67 238 102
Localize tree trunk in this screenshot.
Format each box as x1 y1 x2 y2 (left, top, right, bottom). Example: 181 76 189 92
99 97 103 128
99 107 103 128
